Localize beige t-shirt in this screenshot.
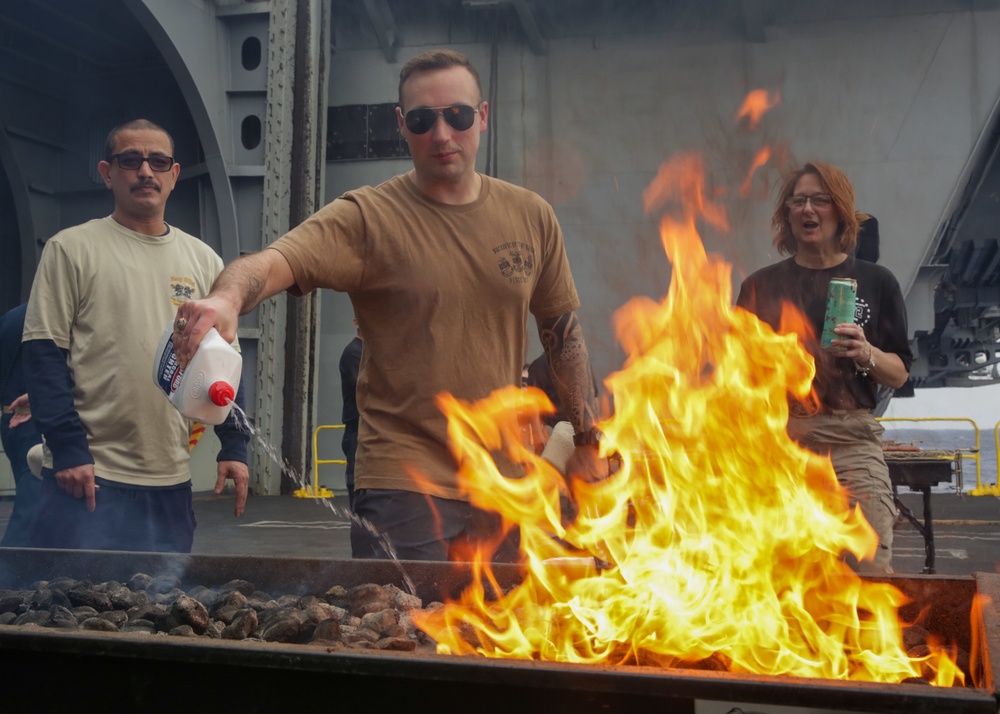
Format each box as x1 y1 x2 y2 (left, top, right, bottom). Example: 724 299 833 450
273 173 580 499
23 216 227 486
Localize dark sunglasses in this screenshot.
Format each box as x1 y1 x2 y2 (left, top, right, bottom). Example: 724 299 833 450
403 104 479 135
110 153 175 172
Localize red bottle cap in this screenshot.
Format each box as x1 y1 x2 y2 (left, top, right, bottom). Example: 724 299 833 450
208 382 235 407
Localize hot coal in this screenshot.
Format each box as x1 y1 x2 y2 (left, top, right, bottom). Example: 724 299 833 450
0 573 439 653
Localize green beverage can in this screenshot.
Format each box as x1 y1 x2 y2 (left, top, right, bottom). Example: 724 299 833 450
820 278 857 350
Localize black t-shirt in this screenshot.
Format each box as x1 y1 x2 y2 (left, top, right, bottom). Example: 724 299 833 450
736 256 912 410
339 336 363 475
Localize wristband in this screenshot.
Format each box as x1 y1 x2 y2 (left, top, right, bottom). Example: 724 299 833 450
855 345 875 378
573 428 602 447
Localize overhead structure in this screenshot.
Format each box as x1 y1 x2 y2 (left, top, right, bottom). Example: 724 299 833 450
908 100 1000 389
3 0 1000 495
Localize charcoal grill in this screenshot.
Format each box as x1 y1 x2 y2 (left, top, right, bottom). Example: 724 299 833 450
0 548 998 714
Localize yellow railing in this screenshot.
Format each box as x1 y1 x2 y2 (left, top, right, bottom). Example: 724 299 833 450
988 420 1000 498
877 416 984 494
293 424 346 499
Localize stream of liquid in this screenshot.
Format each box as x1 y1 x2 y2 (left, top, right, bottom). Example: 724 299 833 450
228 403 417 595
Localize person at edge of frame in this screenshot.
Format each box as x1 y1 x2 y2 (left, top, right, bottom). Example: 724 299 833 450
0 303 44 546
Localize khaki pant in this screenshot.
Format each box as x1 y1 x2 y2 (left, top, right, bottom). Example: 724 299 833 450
786 411 896 574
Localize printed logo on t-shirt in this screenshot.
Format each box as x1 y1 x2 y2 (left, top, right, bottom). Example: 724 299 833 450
855 297 872 329
170 276 197 307
492 242 535 285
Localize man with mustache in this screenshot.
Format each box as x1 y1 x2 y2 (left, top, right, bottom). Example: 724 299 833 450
21 119 249 552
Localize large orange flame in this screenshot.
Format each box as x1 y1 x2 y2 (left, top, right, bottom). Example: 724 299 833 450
415 151 962 687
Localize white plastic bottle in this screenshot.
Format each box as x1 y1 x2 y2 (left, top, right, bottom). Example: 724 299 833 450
152 321 243 425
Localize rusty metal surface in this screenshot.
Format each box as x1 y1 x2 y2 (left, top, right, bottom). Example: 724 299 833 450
882 574 980 655
974 572 1000 697
0 549 997 714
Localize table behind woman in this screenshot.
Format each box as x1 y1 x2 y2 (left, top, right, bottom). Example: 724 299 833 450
736 161 913 574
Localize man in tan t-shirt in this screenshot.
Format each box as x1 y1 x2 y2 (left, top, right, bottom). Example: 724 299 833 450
22 119 249 553
174 50 605 561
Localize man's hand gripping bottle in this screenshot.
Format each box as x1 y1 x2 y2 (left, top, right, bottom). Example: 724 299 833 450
153 322 242 425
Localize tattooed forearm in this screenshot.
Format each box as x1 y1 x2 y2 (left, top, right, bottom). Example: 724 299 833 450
538 312 598 434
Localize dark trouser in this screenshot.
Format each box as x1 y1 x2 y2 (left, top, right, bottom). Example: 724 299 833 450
29 473 197 553
787 411 896 574
0 415 43 547
350 488 520 562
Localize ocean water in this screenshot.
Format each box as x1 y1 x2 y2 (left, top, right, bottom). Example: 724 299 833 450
878 424 998 494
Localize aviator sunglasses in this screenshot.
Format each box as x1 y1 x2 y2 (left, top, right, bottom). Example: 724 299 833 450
403 104 479 135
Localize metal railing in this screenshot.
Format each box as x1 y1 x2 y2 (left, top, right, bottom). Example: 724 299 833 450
294 424 346 499
987 420 1000 497
877 416 983 494
304 419 999 498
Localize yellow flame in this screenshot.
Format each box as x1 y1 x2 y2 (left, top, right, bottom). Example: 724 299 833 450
415 152 962 687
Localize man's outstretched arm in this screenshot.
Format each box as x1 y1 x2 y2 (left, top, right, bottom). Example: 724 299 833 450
173 248 296 366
